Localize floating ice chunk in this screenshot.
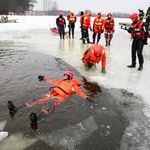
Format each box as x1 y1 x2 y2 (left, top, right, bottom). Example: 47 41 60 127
0 120 7 131
0 131 8 141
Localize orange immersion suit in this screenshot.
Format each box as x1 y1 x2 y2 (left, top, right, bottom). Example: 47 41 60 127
82 44 106 69
29 76 88 114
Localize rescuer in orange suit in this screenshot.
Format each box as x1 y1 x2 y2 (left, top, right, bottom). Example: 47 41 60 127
25 71 90 115
104 13 115 46
82 44 106 73
92 12 105 44
82 12 92 44
67 12 77 38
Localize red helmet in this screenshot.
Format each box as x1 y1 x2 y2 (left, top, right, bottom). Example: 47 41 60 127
64 71 74 80
107 13 112 17
130 13 138 20
59 13 63 17
93 45 103 56
97 12 102 17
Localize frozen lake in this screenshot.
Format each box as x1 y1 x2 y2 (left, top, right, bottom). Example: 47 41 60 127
0 15 149 104
0 15 150 150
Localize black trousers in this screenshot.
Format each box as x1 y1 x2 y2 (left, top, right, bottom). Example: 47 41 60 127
93 32 101 44
82 28 90 42
131 38 144 66
68 23 75 38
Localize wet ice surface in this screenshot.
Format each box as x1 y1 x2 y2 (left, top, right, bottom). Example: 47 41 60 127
0 16 150 149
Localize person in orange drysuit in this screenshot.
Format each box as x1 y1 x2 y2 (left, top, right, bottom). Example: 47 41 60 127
104 13 115 46
82 44 106 73
82 12 92 44
92 12 105 44
25 71 89 115
67 12 77 38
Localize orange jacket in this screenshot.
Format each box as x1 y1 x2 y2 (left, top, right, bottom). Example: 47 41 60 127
104 18 115 33
67 14 77 24
93 17 105 32
83 45 106 69
43 77 87 98
82 13 91 29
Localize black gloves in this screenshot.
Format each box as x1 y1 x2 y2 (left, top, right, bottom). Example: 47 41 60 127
86 97 94 102
38 75 45 81
127 27 132 34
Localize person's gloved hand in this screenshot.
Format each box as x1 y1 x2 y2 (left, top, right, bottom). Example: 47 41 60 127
86 97 94 102
101 68 106 73
38 75 45 81
84 64 90 71
127 27 132 34
25 103 33 108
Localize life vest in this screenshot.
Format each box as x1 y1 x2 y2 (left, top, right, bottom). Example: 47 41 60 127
68 15 76 23
104 18 114 31
57 17 65 26
83 14 91 29
52 79 81 96
93 17 104 30
131 20 145 40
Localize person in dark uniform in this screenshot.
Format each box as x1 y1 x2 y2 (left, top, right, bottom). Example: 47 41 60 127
127 13 147 71
56 13 66 39
80 11 84 40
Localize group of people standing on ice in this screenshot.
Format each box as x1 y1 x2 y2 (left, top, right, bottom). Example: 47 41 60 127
56 7 150 72
56 11 115 46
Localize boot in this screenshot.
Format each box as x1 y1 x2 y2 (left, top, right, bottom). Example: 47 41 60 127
87 38 91 44
96 38 100 44
127 64 136 68
83 39 86 44
105 41 108 46
137 65 143 71
93 39 95 44
8 101 17 116
30 112 38 130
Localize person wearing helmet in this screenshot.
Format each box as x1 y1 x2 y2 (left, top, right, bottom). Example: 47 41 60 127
8 71 89 122
82 12 92 44
67 12 77 38
92 12 105 44
82 44 106 73
127 12 147 71
104 13 115 46
56 13 66 39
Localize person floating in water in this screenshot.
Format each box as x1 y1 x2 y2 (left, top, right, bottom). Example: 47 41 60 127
8 71 90 129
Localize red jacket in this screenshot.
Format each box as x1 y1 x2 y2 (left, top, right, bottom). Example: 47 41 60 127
131 20 145 40
104 18 115 33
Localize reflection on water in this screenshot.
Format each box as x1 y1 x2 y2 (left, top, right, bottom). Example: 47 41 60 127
82 77 102 97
